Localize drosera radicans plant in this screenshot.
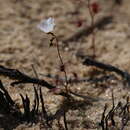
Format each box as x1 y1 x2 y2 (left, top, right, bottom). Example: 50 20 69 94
37 17 69 94
87 0 100 59
69 0 100 58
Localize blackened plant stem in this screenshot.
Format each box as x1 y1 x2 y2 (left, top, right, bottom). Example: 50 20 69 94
63 111 68 130
83 57 130 85
0 65 71 98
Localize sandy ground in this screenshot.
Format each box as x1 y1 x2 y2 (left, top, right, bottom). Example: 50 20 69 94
1 0 130 129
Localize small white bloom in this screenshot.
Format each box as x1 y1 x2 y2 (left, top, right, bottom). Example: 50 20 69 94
37 17 55 33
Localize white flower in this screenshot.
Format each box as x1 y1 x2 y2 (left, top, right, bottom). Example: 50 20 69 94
37 17 55 33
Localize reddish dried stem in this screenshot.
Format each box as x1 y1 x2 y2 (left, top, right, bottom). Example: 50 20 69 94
49 33 69 94
87 0 96 59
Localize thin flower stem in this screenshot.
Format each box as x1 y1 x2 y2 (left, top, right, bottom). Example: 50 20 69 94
87 0 96 59
55 36 69 93
48 32 69 94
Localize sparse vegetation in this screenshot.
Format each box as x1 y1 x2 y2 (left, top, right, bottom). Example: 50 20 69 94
1 0 130 130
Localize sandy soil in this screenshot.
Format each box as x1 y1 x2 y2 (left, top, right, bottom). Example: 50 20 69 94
0 0 130 129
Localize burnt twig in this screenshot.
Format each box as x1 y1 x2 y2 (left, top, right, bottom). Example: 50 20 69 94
0 65 55 89
0 80 15 106
0 80 21 116
39 87 51 127
100 104 107 130
83 57 130 84
120 97 130 130
20 94 31 122
30 87 39 122
0 65 71 98
63 111 68 130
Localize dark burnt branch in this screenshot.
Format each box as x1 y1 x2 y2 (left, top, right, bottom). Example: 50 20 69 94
0 65 55 89
63 111 68 130
105 91 116 129
39 87 51 127
100 91 116 130
120 97 130 130
20 91 40 123
100 95 130 130
20 94 31 122
100 104 107 130
0 65 71 97
33 86 39 114
30 87 39 122
63 16 113 44
0 80 15 106
0 90 10 113
0 80 21 117
83 57 130 84
39 87 48 119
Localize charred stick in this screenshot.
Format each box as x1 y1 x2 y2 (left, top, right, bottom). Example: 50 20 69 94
83 57 130 84
63 111 68 130
0 65 71 98
39 87 51 127
20 94 30 122
0 65 55 89
34 86 39 114
0 90 10 113
100 104 107 130
0 80 15 106
39 87 48 119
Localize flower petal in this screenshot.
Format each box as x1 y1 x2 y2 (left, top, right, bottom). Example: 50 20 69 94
37 17 55 33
